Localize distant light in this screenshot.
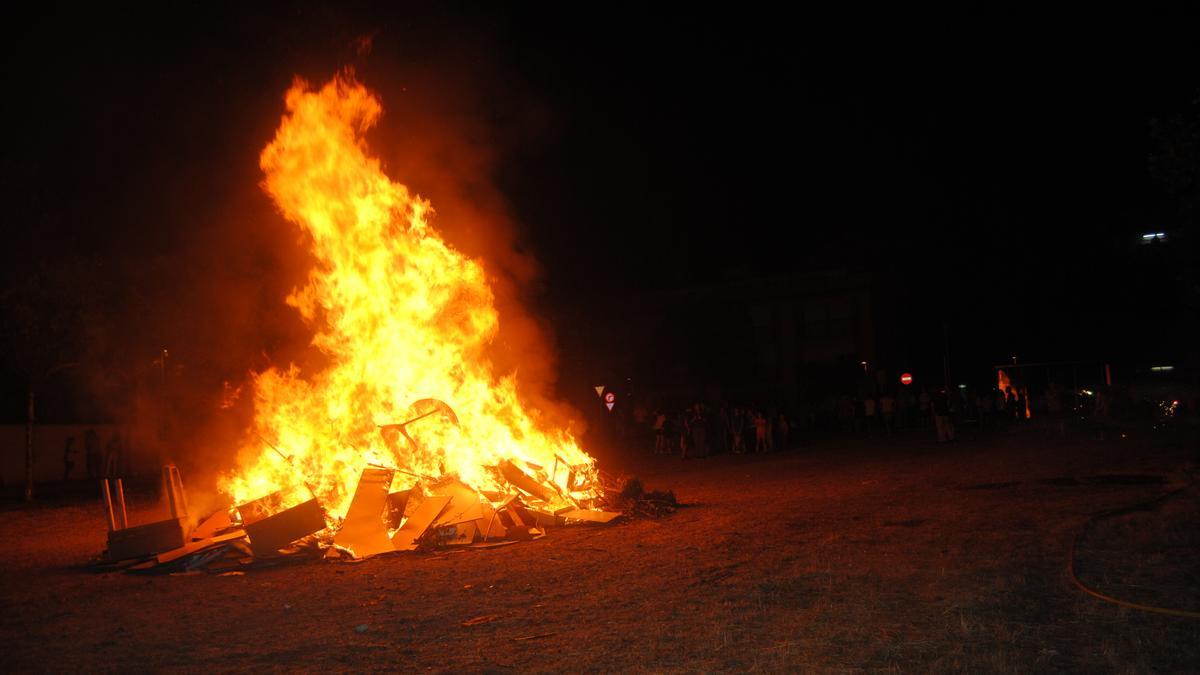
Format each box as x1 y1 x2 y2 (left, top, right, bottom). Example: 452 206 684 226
957 384 967 389
1150 365 1174 372
1141 232 1167 243
1080 389 1094 396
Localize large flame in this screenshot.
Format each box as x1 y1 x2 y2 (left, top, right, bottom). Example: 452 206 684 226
220 73 594 518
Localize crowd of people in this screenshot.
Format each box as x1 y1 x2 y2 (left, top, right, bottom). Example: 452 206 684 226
631 381 1128 458
645 403 796 458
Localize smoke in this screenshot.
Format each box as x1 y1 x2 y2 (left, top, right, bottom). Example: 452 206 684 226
350 44 582 435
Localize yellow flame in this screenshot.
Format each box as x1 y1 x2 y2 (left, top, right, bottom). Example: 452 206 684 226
220 73 594 518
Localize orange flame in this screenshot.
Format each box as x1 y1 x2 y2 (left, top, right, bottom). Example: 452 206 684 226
220 73 594 519
996 369 1031 419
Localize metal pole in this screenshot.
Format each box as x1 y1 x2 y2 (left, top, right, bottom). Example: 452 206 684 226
114 478 128 529
101 479 117 531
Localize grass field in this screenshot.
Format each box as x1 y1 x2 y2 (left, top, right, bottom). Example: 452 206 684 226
2 426 1197 672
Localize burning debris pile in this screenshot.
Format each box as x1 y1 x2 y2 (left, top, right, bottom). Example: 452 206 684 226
93 463 622 574
92 455 623 574
89 71 642 573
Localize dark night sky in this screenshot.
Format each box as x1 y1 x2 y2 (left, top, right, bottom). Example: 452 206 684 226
2 4 1198 419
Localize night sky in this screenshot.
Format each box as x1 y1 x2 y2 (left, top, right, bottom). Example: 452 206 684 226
2 4 1198 421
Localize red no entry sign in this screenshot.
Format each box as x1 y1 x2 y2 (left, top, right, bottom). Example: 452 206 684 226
900 373 913 385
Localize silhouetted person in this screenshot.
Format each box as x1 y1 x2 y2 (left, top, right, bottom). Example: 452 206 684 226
676 411 690 459
689 405 708 458
880 393 896 434
977 390 993 430
1007 387 1021 421
652 411 667 453
863 396 877 434
933 389 955 442
730 407 746 454
753 411 769 452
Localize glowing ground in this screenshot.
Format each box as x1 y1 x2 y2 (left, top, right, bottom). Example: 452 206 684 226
3 429 1197 672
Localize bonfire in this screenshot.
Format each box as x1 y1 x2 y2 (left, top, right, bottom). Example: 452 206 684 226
95 72 621 570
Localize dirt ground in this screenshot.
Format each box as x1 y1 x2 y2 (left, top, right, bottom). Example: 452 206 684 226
2 427 1198 673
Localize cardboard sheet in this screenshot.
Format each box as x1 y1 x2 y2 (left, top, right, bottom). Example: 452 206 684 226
335 467 396 558
559 509 622 524
390 495 451 551
244 498 326 557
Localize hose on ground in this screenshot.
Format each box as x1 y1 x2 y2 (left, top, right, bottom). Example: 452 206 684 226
1066 478 1200 619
